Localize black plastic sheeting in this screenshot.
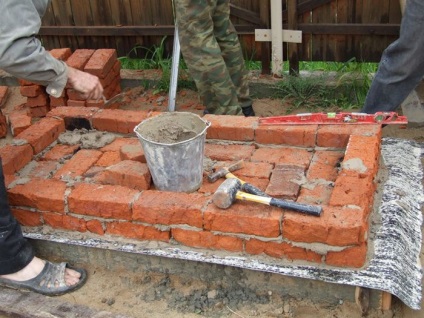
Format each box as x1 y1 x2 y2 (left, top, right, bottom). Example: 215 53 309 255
25 138 424 309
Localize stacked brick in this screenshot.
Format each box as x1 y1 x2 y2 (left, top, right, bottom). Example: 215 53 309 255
18 48 121 114
2 108 382 269
66 49 121 108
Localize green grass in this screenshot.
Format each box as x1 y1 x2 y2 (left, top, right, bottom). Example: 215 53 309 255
119 40 377 110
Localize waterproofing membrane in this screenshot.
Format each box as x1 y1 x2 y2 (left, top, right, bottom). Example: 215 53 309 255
25 138 424 309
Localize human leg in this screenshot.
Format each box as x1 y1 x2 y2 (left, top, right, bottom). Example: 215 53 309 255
213 0 254 116
362 0 424 113
0 159 33 275
0 158 86 295
175 0 242 115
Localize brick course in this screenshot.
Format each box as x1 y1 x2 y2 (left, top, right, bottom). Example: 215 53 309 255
2 106 383 269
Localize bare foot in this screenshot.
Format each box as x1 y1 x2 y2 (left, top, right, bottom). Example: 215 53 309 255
0 257 81 286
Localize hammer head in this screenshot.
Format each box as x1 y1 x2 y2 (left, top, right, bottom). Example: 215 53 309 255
207 160 244 183
212 178 242 209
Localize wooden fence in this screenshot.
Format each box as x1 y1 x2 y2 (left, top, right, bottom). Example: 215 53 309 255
38 0 403 74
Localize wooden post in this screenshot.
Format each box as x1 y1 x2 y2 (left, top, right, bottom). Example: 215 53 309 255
270 0 283 76
259 1 271 75
287 0 299 75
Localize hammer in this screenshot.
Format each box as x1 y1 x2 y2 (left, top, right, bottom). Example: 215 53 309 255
213 178 322 217
208 160 269 197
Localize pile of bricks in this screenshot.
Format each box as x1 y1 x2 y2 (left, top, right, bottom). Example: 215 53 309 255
15 48 121 127
1 107 382 269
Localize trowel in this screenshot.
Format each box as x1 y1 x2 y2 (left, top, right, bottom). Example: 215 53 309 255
102 92 127 108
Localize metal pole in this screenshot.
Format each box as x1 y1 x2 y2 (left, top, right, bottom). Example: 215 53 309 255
168 25 181 112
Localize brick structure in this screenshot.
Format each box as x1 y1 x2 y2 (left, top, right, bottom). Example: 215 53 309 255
17 48 121 116
2 106 382 269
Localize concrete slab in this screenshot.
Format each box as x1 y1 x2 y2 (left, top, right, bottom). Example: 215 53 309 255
401 90 424 127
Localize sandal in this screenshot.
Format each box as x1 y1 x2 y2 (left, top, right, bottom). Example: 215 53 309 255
0 261 87 296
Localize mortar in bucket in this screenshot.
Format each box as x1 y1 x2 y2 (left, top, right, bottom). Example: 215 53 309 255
134 112 210 193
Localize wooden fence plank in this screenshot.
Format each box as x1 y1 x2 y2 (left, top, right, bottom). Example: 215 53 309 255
36 0 402 66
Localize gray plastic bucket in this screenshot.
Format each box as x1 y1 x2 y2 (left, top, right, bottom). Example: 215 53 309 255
134 112 210 193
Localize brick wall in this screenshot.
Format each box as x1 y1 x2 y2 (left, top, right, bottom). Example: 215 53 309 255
2 106 382 269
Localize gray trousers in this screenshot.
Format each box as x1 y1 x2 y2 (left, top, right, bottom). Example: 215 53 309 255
362 0 424 113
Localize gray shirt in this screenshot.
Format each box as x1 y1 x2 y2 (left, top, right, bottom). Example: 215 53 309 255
0 0 68 97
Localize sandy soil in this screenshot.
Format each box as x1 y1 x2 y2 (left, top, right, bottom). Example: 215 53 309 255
1 86 423 318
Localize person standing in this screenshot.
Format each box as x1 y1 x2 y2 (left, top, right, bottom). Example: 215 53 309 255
174 0 255 116
0 0 103 295
361 0 424 113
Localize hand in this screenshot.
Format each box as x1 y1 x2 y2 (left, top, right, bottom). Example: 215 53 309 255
67 67 104 100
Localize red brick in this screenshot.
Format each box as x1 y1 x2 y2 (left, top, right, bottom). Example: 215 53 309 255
27 161 58 179
68 183 138 220
342 135 380 177
266 164 305 199
12 208 42 226
99 137 131 152
8 111 32 136
83 166 105 178
326 243 367 268
17 117 65 154
106 221 170 242
198 176 223 195
255 125 317 147
8 179 67 212
99 66 120 88
205 144 255 161
204 114 256 141
41 144 80 161
28 105 49 118
49 48 72 61
97 160 151 191
49 97 67 108
172 228 243 252
19 79 34 86
307 150 344 181
47 106 99 120
26 94 48 107
66 89 86 101
4 174 16 187
283 206 368 246
0 86 9 107
0 110 7 138
120 143 145 162
204 201 282 237
133 191 205 227
329 174 375 211
86 99 105 108
43 212 87 232
297 183 333 206
317 125 381 148
0 144 33 174
84 49 118 78
251 147 313 169
66 49 96 70
210 160 273 180
92 109 148 134
245 239 322 263
86 219 105 235
54 149 103 179
20 85 44 98
95 151 121 167
66 100 86 107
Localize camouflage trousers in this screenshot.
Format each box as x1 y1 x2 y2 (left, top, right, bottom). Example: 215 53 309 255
174 0 252 115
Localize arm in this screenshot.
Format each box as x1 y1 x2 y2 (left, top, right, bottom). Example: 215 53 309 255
0 0 102 100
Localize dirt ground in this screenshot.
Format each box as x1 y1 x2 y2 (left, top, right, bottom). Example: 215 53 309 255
1 86 423 318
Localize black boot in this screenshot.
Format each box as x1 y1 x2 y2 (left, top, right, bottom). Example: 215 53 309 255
242 105 255 117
